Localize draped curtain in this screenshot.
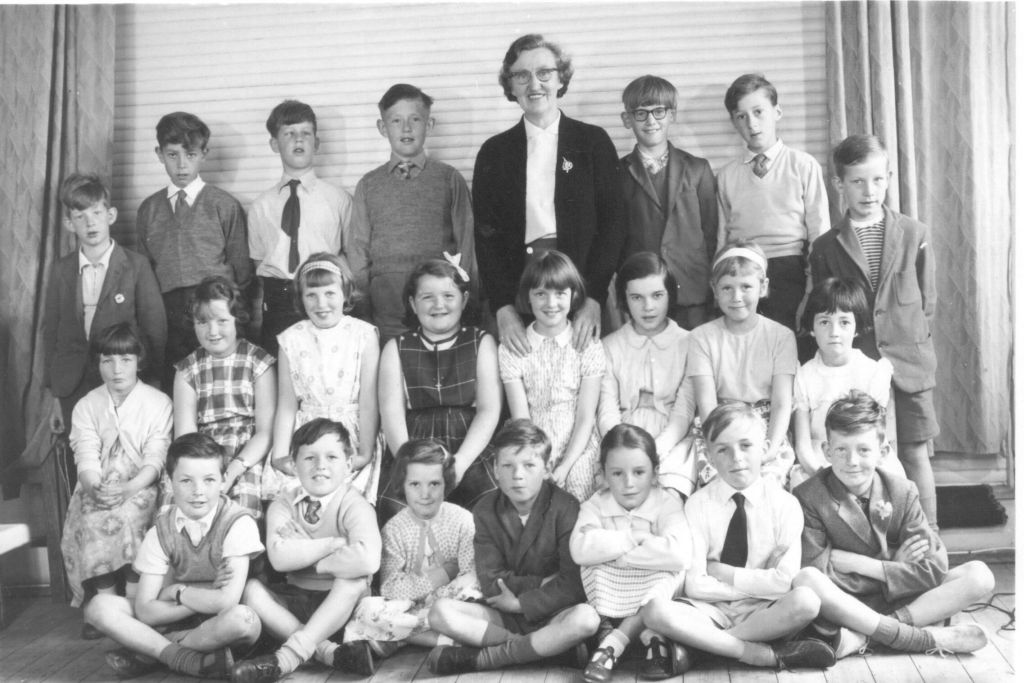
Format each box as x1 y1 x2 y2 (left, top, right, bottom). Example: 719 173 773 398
824 1 1014 458
0 6 115 487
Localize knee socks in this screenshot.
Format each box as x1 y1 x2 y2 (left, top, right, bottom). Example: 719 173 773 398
475 635 541 670
158 643 226 678
871 615 935 652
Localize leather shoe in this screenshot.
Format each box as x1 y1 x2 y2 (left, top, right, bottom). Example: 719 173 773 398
639 636 676 680
333 640 377 676
583 646 615 683
774 638 836 669
104 648 160 679
547 641 589 669
427 645 481 675
231 654 282 683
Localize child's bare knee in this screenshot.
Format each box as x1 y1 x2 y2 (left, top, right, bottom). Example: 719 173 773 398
786 586 821 622
428 598 456 632
963 561 995 598
222 604 261 641
84 593 121 628
564 604 600 638
641 598 671 631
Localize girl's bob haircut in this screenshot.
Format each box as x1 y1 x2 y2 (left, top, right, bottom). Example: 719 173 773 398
515 250 587 318
599 423 659 471
615 251 678 317
391 438 456 502
188 275 251 329
800 277 872 337
710 239 768 284
292 252 356 314
90 322 146 372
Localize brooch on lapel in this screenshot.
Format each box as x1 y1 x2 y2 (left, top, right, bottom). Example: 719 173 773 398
871 500 893 523
114 293 125 304
561 157 574 173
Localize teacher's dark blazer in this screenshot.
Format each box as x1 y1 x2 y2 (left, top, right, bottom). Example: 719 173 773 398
43 242 167 399
793 467 947 610
473 113 626 311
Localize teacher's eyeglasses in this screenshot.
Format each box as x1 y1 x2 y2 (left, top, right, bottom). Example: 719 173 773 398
510 68 559 85
629 107 672 122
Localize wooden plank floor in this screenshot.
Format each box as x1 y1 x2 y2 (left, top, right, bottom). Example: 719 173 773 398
0 563 1014 683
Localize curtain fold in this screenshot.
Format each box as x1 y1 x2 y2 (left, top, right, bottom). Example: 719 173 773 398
825 1 1013 457
0 5 115 487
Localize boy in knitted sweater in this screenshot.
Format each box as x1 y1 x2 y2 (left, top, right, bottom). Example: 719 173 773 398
85 433 264 679
349 84 477 340
232 419 382 682
137 112 252 388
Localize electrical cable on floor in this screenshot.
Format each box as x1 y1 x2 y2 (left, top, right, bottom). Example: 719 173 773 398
963 592 1015 632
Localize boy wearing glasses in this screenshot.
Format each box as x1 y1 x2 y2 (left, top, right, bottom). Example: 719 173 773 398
716 74 829 334
349 83 476 340
619 75 718 330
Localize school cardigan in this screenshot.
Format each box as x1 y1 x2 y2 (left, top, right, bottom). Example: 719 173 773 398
154 496 252 583
809 206 937 393
620 143 718 305
136 183 251 292
793 468 947 607
43 242 167 398
472 479 587 623
473 113 626 310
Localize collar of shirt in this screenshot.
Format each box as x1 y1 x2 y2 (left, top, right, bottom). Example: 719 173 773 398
524 111 561 140
623 319 681 351
744 138 783 165
165 176 205 204
388 152 428 175
78 239 116 272
174 499 221 542
637 147 670 174
527 322 572 348
708 476 767 508
593 487 663 524
275 169 319 194
292 484 343 515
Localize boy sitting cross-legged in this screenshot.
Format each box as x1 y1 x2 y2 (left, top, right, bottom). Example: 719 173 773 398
86 432 263 679
640 403 835 679
231 418 382 682
426 419 600 674
792 390 992 657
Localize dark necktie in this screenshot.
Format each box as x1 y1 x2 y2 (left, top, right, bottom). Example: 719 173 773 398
857 496 871 518
752 153 768 178
174 189 189 220
303 497 322 524
283 179 301 272
396 161 413 179
720 492 748 567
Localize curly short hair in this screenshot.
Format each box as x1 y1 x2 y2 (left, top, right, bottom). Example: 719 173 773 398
188 275 251 330
499 34 574 102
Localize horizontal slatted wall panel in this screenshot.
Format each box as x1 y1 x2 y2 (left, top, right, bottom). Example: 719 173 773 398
111 2 826 246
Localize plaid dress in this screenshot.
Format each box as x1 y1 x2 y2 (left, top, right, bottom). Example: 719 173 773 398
174 339 274 516
378 327 497 520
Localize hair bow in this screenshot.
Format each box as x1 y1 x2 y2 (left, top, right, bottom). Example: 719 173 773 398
443 251 470 283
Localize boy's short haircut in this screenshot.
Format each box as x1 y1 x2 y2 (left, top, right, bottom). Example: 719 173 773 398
514 250 587 318
710 239 768 283
599 423 659 470
90 322 146 369
499 33 574 102
825 390 887 442
166 431 224 477
266 99 317 137
60 173 111 212
622 75 678 111
832 134 889 179
187 275 251 327
492 418 552 464
378 84 434 115
724 73 777 113
289 417 354 460
391 439 455 501
615 251 678 316
801 277 872 336
703 402 766 444
156 112 211 151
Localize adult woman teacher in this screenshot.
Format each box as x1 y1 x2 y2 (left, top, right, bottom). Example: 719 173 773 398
473 33 625 354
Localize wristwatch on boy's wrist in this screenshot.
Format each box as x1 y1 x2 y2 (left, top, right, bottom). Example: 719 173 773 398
175 586 185 605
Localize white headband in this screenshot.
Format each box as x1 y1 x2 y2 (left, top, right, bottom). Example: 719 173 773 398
300 260 343 278
713 247 767 272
